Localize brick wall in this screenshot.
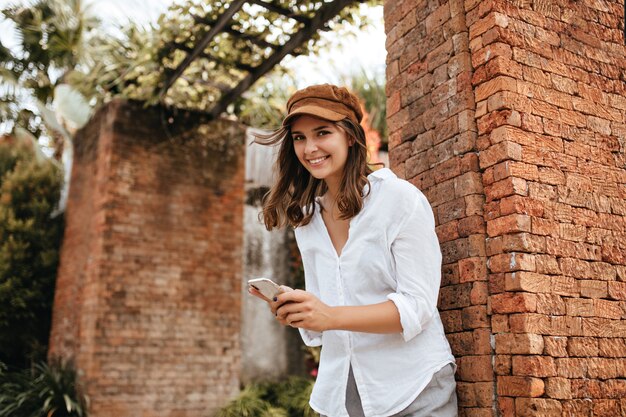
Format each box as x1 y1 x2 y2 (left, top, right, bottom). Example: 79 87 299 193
384 0 625 416
48 99 246 416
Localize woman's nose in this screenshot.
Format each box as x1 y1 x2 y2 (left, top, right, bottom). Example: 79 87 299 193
304 139 318 154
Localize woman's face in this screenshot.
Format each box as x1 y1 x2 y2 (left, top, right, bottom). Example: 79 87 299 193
290 115 352 187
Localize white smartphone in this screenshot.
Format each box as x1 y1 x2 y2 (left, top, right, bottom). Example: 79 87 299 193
247 278 283 300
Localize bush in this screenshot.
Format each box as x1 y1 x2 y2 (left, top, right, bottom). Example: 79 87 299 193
216 376 318 417
0 138 64 369
0 360 87 417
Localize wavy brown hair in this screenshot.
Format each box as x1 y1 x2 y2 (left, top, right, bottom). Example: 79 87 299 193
255 118 372 231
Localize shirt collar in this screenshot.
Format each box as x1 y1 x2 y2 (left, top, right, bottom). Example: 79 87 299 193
368 167 396 182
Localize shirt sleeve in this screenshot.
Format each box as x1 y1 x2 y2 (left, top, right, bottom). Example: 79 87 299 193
386 191 442 342
299 328 322 347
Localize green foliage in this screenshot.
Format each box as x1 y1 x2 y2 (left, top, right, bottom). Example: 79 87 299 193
233 72 298 129
346 68 387 142
71 0 382 114
0 138 64 369
0 0 99 136
1 0 384 137
0 360 87 417
217 377 317 417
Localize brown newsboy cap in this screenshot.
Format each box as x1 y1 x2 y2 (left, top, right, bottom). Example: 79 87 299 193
282 84 363 127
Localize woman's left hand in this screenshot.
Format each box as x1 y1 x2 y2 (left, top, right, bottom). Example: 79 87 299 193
272 290 334 332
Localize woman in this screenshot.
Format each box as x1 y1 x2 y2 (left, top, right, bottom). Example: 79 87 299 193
250 84 457 417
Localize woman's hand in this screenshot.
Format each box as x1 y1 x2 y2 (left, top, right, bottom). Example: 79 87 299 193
272 290 334 333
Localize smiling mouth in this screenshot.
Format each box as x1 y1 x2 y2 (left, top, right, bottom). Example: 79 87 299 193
307 156 329 166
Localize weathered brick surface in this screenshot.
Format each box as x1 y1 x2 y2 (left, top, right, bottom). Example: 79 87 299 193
49 100 245 416
386 0 625 414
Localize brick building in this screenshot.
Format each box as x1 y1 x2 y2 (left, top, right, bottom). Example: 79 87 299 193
48 100 246 416
384 0 625 416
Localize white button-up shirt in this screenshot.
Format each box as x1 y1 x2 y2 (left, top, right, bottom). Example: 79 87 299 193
295 168 455 417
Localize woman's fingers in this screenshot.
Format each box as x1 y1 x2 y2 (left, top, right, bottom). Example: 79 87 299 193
282 312 305 327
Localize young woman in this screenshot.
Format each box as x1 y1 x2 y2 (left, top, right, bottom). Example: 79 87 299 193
250 84 457 417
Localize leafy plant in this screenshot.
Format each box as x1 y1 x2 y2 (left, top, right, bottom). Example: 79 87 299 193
0 360 87 417
344 67 387 143
216 377 317 417
0 0 99 139
0 137 64 369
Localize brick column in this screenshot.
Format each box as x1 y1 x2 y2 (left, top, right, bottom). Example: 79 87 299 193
48 99 246 416
467 1 626 415
385 1 493 415
385 0 625 416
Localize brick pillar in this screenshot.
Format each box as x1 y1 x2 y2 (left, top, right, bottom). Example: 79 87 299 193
385 1 492 415
385 0 625 416
48 99 246 416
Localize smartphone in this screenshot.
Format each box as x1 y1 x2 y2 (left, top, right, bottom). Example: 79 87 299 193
247 278 283 300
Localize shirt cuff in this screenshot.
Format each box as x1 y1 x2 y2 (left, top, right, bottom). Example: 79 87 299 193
299 328 322 347
387 293 423 342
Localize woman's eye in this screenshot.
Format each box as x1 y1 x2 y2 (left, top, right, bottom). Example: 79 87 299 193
293 135 304 141
317 130 330 136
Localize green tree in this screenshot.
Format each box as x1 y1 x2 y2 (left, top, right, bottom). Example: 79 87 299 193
346 68 387 143
0 137 64 370
0 0 99 143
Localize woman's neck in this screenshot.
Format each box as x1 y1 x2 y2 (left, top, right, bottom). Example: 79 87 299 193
324 179 340 205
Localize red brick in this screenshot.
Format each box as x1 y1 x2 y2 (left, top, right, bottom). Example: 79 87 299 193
544 336 568 357
462 305 490 329
459 257 488 282
470 281 489 305
425 3 451 34
535 293 566 315
515 398 562 417
509 313 551 334
491 292 537 314
498 399 516 417
598 338 626 358
500 233 545 253
441 310 463 332
592 400 623 417
579 280 608 298
475 76 518 103
544 377 573 400
498 376 544 397
536 255 561 275
484 177 528 201
567 337 599 357
492 314 509 333
512 355 557 377
494 333 544 354
505 272 550 293
494 354 511 375
469 12 510 40
499 196 544 217
454 171 484 197
566 298 595 317
457 355 494 382
458 215 487 237
582 317 626 338
487 213 531 237
561 399 593 416
489 253 536 273
556 358 588 378
608 281 626 300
